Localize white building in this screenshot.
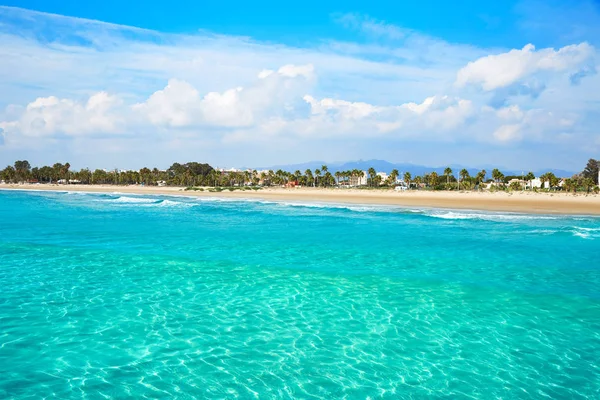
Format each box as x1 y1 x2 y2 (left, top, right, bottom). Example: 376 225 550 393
528 178 543 189
377 172 388 182
347 172 368 186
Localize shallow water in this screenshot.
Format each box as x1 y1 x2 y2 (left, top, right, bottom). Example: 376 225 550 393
1 190 599 398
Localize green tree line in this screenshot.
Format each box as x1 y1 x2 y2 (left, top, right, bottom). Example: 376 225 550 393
2 159 599 192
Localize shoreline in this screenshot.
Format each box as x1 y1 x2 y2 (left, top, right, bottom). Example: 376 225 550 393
2 184 600 215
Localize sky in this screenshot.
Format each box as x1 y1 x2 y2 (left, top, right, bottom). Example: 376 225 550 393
0 0 599 171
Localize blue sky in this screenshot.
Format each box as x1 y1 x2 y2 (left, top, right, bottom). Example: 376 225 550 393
0 1 599 171
2 0 595 48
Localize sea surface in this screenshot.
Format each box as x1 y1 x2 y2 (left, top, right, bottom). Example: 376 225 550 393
1 189 599 399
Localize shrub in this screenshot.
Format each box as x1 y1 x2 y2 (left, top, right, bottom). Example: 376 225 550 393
509 181 524 191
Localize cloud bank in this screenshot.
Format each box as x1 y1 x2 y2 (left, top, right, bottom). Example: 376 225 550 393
0 6 599 170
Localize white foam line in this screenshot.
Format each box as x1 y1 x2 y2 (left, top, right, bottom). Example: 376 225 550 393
3 188 600 221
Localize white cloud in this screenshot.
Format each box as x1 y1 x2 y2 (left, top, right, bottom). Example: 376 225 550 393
268 94 475 140
276 64 315 78
0 92 124 137
335 13 408 40
1 64 315 137
496 105 525 121
0 63 585 151
456 43 595 90
478 105 576 143
258 69 274 79
132 80 254 128
494 125 522 142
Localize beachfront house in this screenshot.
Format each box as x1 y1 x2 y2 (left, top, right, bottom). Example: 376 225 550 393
347 172 369 186
527 178 543 189
377 172 388 184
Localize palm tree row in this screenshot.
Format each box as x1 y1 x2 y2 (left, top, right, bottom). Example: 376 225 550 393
3 159 599 192
1 161 216 187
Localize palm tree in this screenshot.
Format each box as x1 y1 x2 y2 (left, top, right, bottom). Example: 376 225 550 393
444 167 452 187
414 176 422 189
478 170 487 184
539 172 548 189
304 169 313 187
368 167 376 187
459 168 470 190
349 169 357 186
314 169 321 187
357 170 365 186
475 170 486 190
63 163 71 183
541 172 558 190
492 168 504 184
583 177 594 193
324 172 334 186
525 172 535 190
320 165 328 187
373 175 382 187
563 178 574 193
390 169 399 186
275 169 284 186
429 172 439 189
403 172 412 189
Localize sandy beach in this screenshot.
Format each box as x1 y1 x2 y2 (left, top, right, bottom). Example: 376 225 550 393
2 183 600 215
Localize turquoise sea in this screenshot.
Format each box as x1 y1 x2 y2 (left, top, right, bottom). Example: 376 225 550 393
1 189 599 399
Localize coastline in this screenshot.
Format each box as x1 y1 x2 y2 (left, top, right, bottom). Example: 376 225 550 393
2 183 600 215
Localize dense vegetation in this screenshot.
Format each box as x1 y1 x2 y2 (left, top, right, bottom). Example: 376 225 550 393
2 159 599 192
1 161 214 186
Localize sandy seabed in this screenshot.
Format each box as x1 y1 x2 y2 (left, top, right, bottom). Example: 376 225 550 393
2 183 600 215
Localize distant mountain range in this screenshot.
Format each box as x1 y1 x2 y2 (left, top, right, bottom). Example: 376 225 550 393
254 159 576 178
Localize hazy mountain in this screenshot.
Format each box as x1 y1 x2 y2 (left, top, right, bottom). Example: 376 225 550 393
255 159 577 178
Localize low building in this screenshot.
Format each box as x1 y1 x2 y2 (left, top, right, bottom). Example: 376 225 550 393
528 178 543 189
347 172 368 186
